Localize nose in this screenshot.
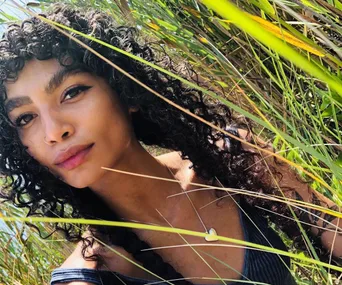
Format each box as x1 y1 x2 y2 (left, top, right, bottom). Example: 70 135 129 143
42 109 75 145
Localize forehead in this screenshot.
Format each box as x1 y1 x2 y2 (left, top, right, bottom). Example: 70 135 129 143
5 59 63 100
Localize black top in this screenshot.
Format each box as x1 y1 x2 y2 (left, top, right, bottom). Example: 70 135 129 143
50 200 295 285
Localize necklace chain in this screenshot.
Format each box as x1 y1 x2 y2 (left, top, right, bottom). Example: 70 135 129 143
166 167 218 242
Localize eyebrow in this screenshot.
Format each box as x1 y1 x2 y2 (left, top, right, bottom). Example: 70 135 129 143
5 66 89 114
5 96 33 114
45 67 87 94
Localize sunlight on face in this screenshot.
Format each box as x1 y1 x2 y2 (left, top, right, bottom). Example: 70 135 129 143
5 59 137 189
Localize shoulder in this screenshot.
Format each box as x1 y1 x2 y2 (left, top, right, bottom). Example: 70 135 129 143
155 151 192 178
58 240 144 276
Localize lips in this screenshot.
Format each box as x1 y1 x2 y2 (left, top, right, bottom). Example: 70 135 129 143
54 143 94 166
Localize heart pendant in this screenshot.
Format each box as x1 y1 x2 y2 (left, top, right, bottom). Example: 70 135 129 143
205 228 218 242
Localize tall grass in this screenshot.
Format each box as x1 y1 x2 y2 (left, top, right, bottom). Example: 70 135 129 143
0 201 74 284
0 0 341 284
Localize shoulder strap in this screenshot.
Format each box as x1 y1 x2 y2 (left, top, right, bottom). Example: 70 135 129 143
50 268 102 285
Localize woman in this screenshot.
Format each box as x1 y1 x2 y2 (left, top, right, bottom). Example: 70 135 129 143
0 4 340 285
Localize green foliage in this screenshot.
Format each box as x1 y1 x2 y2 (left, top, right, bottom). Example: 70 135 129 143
0 201 73 285
127 0 342 189
1 0 342 284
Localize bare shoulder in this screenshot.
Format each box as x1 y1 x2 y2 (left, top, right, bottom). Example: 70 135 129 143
155 151 185 166
156 151 191 174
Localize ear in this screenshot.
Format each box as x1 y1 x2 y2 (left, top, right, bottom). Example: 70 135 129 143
128 106 139 114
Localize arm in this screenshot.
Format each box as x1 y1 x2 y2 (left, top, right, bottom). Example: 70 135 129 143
52 235 149 285
53 275 94 285
236 128 342 258
51 241 98 285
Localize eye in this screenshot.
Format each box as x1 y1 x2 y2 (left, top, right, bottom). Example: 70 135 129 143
62 85 92 102
15 113 37 127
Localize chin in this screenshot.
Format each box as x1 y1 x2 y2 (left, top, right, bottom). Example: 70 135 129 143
63 174 95 189
69 182 89 189
60 160 112 190
57 163 104 189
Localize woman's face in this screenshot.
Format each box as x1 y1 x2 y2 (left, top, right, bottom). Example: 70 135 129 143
5 59 137 188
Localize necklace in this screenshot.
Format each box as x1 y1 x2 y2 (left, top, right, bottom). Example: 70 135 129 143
167 167 219 242
205 228 219 242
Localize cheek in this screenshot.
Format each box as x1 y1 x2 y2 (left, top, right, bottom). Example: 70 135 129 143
24 141 61 178
89 95 132 135
27 145 48 165
21 134 48 165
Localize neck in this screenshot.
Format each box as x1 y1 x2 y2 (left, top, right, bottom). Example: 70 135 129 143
89 142 184 226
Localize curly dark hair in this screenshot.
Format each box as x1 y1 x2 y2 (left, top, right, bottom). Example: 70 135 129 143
0 4 339 283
